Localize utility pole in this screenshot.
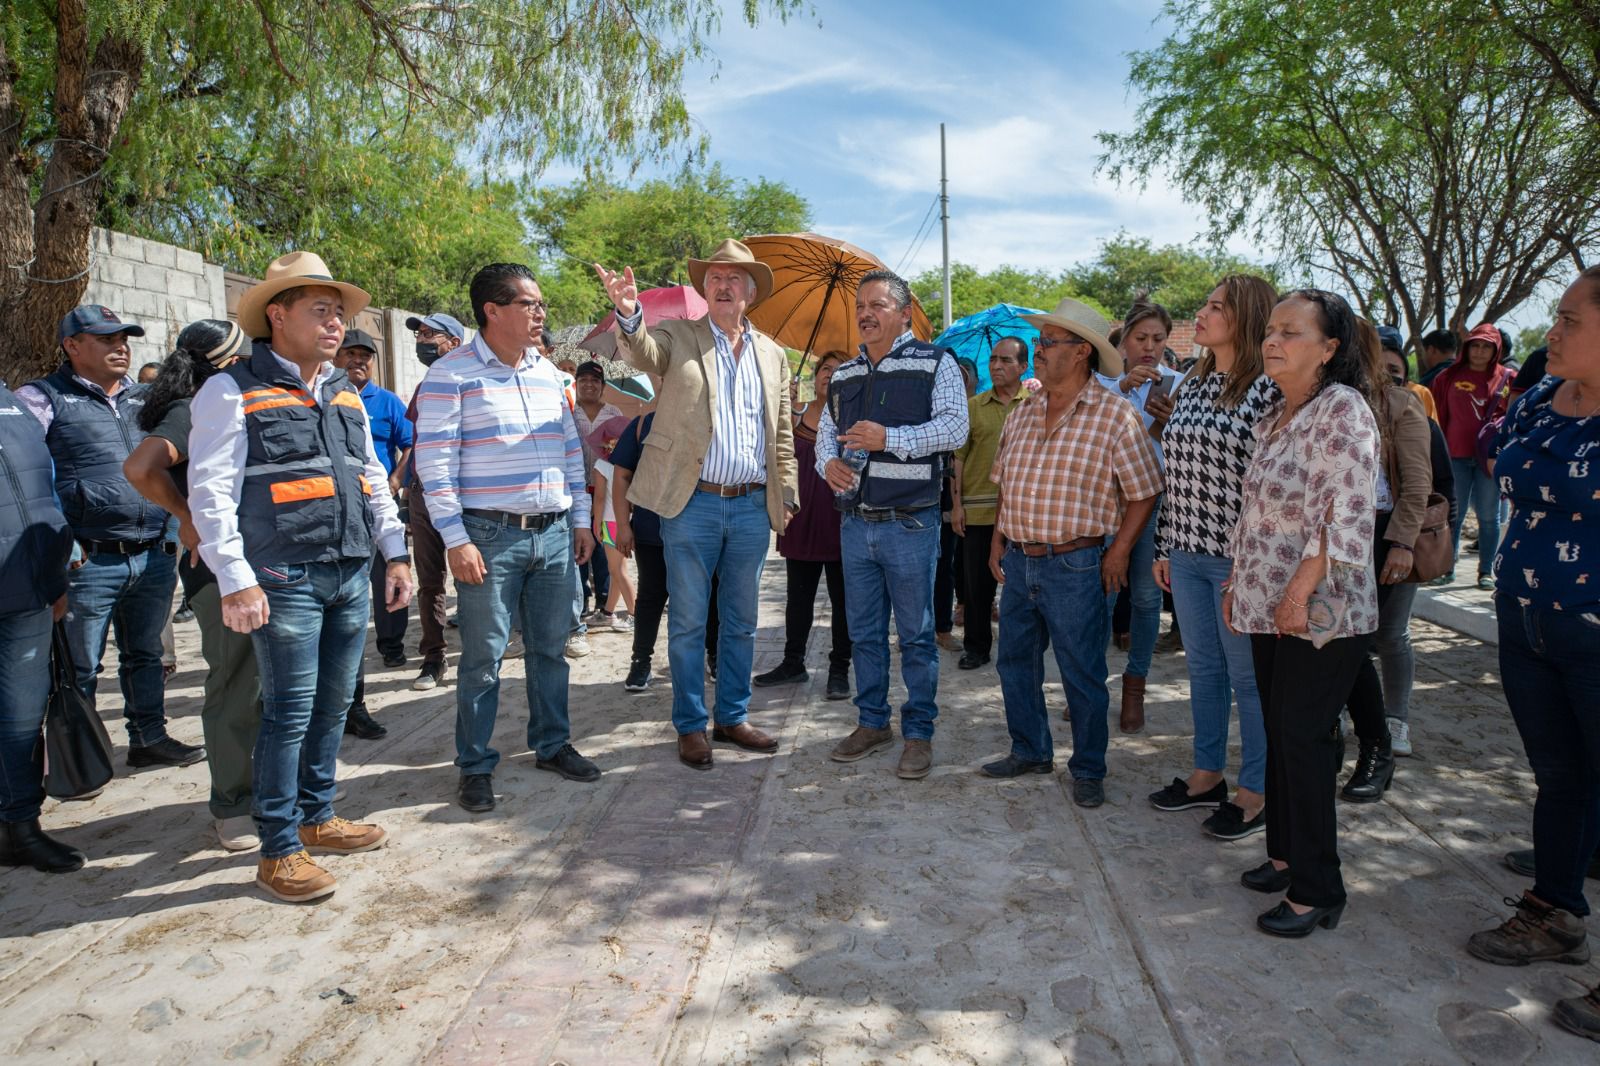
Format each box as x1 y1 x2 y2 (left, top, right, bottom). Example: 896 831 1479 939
939 123 952 331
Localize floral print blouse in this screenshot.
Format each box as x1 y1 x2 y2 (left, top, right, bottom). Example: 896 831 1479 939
1228 384 1380 645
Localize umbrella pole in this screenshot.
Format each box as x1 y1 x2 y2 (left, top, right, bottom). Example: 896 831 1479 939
798 273 840 377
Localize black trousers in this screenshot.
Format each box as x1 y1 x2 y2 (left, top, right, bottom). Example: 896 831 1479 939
961 524 999 656
782 558 849 670
1347 514 1397 745
935 520 962 632
630 542 717 665
1253 631 1374 909
370 547 408 659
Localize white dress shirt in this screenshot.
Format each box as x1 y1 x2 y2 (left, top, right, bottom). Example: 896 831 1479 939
188 352 406 596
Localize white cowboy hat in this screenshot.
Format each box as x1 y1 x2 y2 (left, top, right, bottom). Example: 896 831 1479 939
1021 297 1123 377
687 239 775 309
237 251 371 339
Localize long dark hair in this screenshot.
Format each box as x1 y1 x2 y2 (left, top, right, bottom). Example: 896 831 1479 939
1193 274 1276 408
1277 289 1376 415
139 319 245 431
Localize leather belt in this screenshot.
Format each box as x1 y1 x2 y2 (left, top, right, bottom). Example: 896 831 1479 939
853 506 929 523
1012 536 1102 557
696 480 764 498
462 507 563 532
80 537 175 556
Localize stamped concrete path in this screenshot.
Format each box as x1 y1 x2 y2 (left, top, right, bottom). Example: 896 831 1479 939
2 551 1594 1065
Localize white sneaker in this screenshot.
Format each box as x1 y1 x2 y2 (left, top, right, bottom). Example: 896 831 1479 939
1388 717 1412 757
610 612 634 633
214 816 260 852
564 635 591 658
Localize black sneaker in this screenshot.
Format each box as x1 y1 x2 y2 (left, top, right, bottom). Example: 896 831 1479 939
753 659 808 687
127 736 206 768
536 744 601 783
343 702 387 740
172 603 195 624
1148 776 1228 811
1203 801 1266 840
382 651 407 668
957 651 991 670
825 666 850 701
1072 778 1105 808
624 660 652 692
412 661 447 691
458 774 494 812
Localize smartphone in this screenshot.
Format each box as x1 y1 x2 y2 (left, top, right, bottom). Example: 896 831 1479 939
1150 374 1176 402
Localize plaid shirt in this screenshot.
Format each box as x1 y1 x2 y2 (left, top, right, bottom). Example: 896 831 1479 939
991 377 1164 544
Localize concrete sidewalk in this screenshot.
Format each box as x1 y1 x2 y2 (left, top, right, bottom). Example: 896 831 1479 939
2 555 1591 1064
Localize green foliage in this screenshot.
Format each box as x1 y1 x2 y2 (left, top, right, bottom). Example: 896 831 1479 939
911 264 1107 327
528 165 811 327
1065 234 1278 319
1517 324 1551 355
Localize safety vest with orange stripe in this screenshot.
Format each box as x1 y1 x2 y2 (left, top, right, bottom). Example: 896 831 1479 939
226 343 375 567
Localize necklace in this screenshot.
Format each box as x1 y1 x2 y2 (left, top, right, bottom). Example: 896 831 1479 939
1573 382 1600 418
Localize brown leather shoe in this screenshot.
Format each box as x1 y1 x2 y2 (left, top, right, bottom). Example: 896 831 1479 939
830 725 895 763
678 731 713 770
298 816 388 855
711 722 779 753
256 849 337 902
897 739 933 780
1120 674 1146 734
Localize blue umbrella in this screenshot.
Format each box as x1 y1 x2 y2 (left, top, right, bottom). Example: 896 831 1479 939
933 303 1041 392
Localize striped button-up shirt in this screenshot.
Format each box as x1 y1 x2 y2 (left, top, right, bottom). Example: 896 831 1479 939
413 335 589 549
700 318 767 485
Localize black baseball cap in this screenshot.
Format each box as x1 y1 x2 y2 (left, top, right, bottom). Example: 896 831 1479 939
57 304 146 343
340 328 379 354
574 360 606 381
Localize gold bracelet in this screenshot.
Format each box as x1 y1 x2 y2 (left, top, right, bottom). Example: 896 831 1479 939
1285 593 1308 609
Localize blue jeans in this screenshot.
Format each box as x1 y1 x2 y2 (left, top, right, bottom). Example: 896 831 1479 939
455 512 576 774
996 544 1109 778
63 545 177 746
1105 498 1162 678
1450 457 1500 577
249 558 370 859
1497 595 1600 916
841 506 941 740
0 608 53 822
660 489 770 734
1168 550 1266 793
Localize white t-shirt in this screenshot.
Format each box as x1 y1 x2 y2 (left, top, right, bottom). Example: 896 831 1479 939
592 457 618 528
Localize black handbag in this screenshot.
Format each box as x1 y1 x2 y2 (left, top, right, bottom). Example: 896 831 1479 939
44 623 116 800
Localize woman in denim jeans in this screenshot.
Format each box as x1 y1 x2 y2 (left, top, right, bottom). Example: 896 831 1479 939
1466 268 1600 1045
1145 275 1279 841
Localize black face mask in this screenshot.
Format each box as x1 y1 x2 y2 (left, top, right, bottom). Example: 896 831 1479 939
416 341 441 366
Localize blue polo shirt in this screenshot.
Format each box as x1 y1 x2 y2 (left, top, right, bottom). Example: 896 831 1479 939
360 381 413 475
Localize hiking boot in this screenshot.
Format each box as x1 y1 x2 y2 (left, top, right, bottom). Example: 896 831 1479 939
897 739 933 780
412 660 447 691
753 659 808 687
624 659 652 692
1554 984 1600 1044
1467 892 1590 966
343 702 387 740
256 850 337 902
830 725 894 763
298 817 387 855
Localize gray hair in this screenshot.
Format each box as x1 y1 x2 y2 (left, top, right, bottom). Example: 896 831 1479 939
858 268 912 310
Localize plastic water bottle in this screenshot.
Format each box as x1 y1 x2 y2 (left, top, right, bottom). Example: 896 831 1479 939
835 447 869 499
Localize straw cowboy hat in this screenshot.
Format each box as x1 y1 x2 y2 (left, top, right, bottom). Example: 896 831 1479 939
1022 297 1124 378
237 251 372 339
687 239 774 309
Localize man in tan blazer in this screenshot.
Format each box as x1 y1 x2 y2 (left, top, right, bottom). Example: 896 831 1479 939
595 240 799 769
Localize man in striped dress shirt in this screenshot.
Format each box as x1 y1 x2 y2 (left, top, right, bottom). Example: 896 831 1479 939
414 263 600 814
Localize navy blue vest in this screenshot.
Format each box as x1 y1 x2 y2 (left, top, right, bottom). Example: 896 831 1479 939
28 366 168 542
227 343 374 568
0 385 74 614
829 340 950 511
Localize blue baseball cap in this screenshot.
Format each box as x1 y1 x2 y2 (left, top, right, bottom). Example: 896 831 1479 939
405 313 466 340
1375 325 1403 353
57 304 146 343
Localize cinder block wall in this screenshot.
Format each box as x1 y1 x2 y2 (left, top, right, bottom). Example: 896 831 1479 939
83 229 227 373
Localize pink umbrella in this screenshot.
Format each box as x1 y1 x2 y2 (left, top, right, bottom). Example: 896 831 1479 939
580 285 708 358
585 414 635 458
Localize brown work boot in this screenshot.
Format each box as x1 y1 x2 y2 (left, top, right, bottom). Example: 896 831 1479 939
256 849 337 903
830 725 894 763
897 739 933 780
1119 674 1146 733
298 816 388 855
1467 892 1590 966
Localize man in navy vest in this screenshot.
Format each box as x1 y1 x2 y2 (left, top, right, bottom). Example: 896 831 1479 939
817 269 970 780
18 306 204 769
0 383 85 873
190 252 413 903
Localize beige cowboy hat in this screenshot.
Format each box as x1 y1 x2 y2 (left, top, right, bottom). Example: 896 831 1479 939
687 239 774 309
237 251 372 339
1022 297 1124 377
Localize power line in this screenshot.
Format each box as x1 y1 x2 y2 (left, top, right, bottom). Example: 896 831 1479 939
894 193 940 275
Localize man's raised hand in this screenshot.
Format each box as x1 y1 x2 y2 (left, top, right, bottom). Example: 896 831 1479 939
593 263 639 319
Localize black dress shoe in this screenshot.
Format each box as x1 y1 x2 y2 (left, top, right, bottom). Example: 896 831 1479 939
343 703 388 740
753 659 808 687
458 774 495 812
382 652 407 668
536 744 601 782
127 736 206 768
0 819 87 873
957 651 991 670
1240 860 1292 894
1257 899 1345 937
825 667 850 701
981 753 1054 778
1503 848 1600 881
1072 778 1105 808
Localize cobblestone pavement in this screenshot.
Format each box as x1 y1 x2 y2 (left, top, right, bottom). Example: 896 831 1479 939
2 553 1594 1065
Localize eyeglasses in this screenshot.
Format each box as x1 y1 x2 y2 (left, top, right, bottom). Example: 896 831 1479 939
497 298 548 313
